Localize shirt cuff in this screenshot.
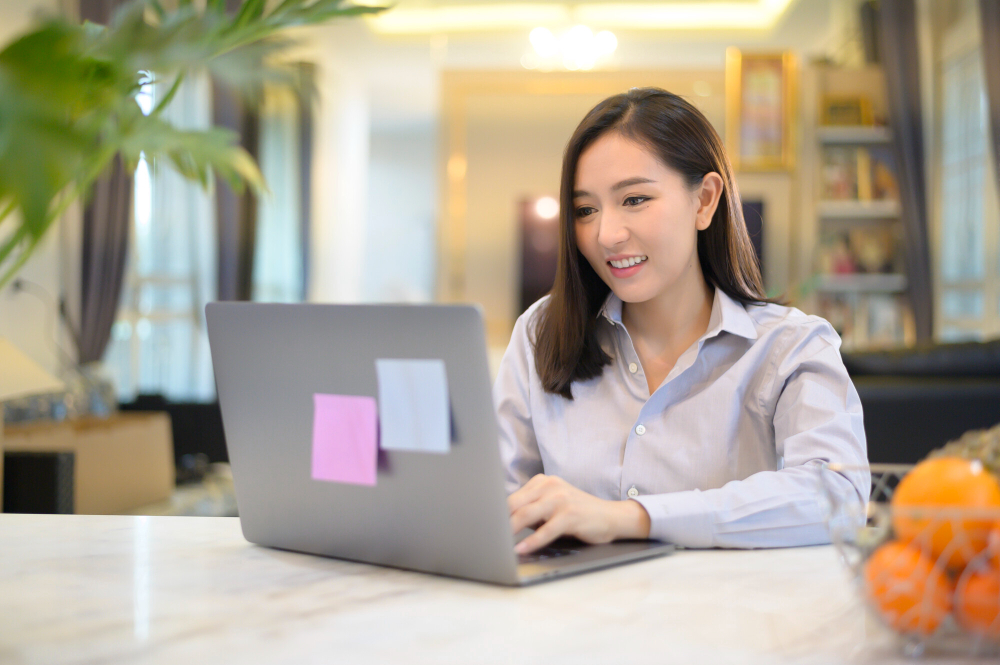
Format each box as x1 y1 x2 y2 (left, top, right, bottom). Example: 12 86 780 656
633 490 715 548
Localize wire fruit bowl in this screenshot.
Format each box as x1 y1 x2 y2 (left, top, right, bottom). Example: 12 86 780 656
820 463 1000 658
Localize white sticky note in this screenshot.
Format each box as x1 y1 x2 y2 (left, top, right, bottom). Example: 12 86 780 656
375 358 450 454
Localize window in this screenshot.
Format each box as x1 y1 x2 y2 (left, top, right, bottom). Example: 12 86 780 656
933 4 1000 341
104 74 310 403
104 73 217 402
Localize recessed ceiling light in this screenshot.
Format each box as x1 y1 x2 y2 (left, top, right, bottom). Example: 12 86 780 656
535 197 559 220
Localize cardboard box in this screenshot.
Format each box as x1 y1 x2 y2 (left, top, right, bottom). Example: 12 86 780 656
3 412 175 514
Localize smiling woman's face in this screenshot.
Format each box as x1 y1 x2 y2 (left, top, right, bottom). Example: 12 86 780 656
573 131 711 306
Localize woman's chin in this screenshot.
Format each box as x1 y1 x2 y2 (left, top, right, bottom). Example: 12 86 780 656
610 284 659 305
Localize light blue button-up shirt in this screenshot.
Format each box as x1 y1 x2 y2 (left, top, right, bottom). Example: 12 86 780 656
493 288 870 548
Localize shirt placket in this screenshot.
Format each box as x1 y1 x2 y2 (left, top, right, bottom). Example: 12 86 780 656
611 321 649 401
618 331 708 501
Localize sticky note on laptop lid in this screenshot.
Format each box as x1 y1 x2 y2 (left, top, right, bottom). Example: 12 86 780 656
311 394 378 485
375 359 450 453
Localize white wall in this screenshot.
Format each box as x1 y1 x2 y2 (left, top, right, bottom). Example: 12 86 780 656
0 0 72 378
286 21 441 304
363 123 437 302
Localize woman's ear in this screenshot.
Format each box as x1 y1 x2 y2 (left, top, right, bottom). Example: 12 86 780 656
694 172 724 231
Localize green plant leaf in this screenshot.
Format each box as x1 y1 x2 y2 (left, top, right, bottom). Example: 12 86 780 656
0 0 389 291
231 0 268 31
150 72 185 115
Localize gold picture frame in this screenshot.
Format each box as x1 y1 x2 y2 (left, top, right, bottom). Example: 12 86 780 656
725 48 797 171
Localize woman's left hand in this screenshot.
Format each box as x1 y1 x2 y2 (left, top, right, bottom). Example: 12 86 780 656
508 474 651 554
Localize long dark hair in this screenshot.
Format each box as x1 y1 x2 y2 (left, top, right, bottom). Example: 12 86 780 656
533 87 774 399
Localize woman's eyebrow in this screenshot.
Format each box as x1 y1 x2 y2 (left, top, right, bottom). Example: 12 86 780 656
611 176 656 191
573 176 657 198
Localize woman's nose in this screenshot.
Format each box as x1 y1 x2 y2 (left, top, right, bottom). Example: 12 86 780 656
597 212 629 248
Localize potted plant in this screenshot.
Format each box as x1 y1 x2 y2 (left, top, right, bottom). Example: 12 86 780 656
0 0 385 290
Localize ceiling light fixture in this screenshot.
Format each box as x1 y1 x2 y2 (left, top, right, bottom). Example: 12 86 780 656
523 25 617 71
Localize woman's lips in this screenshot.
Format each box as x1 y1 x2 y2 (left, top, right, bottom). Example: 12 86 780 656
607 260 646 279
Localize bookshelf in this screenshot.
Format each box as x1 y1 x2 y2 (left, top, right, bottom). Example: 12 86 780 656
799 64 915 351
816 273 907 293
815 125 892 144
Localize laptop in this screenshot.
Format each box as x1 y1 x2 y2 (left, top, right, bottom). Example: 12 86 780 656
205 302 673 585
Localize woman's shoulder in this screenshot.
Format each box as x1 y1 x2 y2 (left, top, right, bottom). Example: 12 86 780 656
512 295 552 340
745 300 843 358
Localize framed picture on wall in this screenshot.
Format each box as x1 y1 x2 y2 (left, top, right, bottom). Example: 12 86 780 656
725 48 796 171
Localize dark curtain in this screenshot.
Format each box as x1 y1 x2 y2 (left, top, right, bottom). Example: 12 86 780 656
981 1 1000 198
297 63 315 301
212 79 259 301
877 0 934 343
79 0 122 24
79 155 132 364
212 0 260 302
77 0 131 364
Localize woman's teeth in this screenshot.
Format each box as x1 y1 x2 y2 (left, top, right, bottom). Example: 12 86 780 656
609 255 648 269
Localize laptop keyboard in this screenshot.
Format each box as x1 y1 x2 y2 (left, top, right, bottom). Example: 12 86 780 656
517 544 585 564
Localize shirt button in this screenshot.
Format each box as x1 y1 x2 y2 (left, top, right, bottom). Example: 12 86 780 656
627 486 639 499
635 424 646 435
628 362 638 374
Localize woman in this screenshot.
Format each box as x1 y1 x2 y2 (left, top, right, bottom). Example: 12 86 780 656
495 88 870 555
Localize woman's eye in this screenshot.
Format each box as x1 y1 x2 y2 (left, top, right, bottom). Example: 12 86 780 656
575 206 596 218
623 196 649 206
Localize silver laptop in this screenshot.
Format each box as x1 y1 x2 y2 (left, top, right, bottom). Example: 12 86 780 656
205 302 673 585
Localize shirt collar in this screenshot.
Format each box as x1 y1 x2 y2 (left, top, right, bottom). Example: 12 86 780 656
598 290 624 324
598 287 758 341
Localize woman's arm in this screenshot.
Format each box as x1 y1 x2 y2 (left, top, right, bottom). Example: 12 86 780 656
632 333 870 548
494 305 545 494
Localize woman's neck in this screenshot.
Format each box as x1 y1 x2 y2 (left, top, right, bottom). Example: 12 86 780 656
621 268 715 360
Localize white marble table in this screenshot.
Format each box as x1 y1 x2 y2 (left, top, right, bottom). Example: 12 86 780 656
0 514 986 664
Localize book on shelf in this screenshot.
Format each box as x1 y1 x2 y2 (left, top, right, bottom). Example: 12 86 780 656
816 293 910 351
820 145 899 203
817 227 901 277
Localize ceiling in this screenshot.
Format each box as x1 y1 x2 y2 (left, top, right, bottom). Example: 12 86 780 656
357 0 805 34
301 0 847 128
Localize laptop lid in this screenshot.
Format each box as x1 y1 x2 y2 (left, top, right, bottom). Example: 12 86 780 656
206 302 521 585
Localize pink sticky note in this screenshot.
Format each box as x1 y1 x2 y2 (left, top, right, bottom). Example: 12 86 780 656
311 393 378 486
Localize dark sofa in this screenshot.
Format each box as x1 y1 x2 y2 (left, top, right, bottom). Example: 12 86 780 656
120 340 1000 474
842 340 1000 464
119 395 228 482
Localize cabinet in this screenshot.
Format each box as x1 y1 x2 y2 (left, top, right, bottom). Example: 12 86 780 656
798 65 916 350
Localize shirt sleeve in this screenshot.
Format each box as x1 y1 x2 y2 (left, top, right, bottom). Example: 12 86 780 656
633 322 870 549
493 305 544 495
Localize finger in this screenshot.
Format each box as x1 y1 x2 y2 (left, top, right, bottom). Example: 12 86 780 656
509 495 557 534
515 513 569 554
507 474 550 514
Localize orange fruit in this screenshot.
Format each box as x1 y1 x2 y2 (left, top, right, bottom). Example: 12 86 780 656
955 565 1000 637
864 540 953 635
891 458 1000 570
989 524 1000 565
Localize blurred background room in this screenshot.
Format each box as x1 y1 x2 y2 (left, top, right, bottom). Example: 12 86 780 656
2 0 999 516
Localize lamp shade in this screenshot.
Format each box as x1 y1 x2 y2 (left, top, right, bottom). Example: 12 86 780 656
0 338 65 402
